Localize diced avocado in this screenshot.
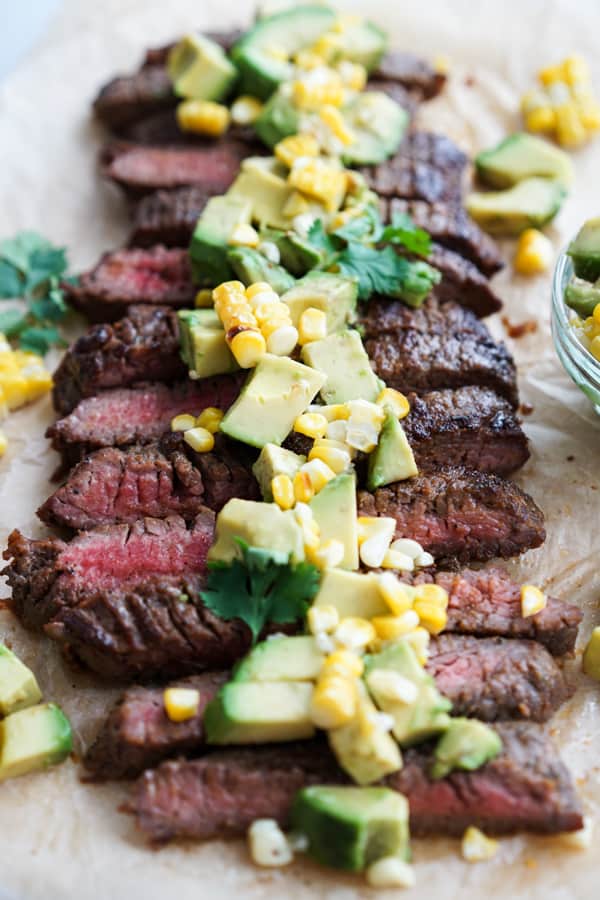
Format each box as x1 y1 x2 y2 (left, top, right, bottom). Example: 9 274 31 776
281 273 358 333
430 717 502 780
367 413 418 490
227 157 295 230
301 330 381 403
254 86 300 148
564 277 600 318
567 217 600 282
233 635 324 682
364 642 451 747
227 246 295 294
342 92 409 166
313 569 387 619
583 626 600 680
252 443 306 500
260 228 322 277
328 18 387 72
309 472 358 570
167 34 238 101
0 645 42 717
177 309 239 378
204 681 315 743
0 703 72 781
475 133 574 188
290 785 409 872
220 354 325 448
189 196 252 286
328 682 402 785
466 177 567 236
208 498 305 564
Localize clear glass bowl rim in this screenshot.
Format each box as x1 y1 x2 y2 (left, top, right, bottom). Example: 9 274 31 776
551 250 600 401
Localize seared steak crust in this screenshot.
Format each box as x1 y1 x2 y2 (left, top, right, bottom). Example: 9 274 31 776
427 243 502 317
93 66 174 130
129 186 214 247
373 51 447 99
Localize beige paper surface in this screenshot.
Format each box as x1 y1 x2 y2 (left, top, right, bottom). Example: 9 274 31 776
1 0 600 896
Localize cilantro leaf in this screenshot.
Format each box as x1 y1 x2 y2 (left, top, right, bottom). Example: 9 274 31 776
306 219 339 264
332 205 383 244
336 243 409 300
18 326 64 355
0 308 28 337
381 211 432 257
0 261 23 299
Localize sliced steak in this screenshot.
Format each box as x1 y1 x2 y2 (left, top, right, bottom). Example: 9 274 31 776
141 31 243 69
3 511 214 632
373 51 446 100
427 243 502 318
357 466 545 563
127 723 582 843
129 186 213 248
93 66 175 130
63 246 195 324
405 386 529 475
46 375 242 470
52 305 186 415
119 109 258 148
84 672 228 780
360 297 517 405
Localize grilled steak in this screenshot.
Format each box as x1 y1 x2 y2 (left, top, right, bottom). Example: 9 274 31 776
38 434 259 530
46 375 242 470
129 186 213 248
373 51 447 100
127 723 583 843
384 198 504 277
427 243 502 317
119 109 258 148
3 511 215 632
357 466 545 563
84 672 228 780
360 297 518 404
141 31 243 69
100 140 250 197
52 305 186 415
93 66 175 130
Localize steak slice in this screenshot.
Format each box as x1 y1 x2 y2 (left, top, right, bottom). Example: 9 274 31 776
360 297 518 405
52 305 186 415
141 31 243 68
127 723 582 843
93 66 175 130
46 375 242 471
385 198 504 277
119 109 258 148
372 51 447 100
357 466 545 563
404 386 529 475
427 243 502 318
84 672 228 780
63 246 195 324
3 511 215 632
129 186 214 248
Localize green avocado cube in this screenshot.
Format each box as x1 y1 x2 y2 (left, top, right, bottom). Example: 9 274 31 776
466 176 566 236
167 33 238 101
564 277 600 318
0 703 72 781
190 196 253 286
281 273 358 333
301 330 381 403
342 92 409 166
227 246 295 294
430 717 502 780
208 498 305 564
309 472 358 570
252 443 306 500
313 569 387 620
177 309 239 379
204 681 315 744
567 217 600 282
367 413 418 490
475 132 573 188
227 157 294 230
233 635 324 682
0 645 42 717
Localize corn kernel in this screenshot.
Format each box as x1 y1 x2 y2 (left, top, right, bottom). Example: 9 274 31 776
521 584 547 617
266 325 298 356
308 538 345 569
372 612 420 641
0 373 30 410
292 77 345 111
282 191 310 219
0 431 7 457
590 335 600 361
310 676 357 729
326 419 349 443
415 583 449 609
390 538 426 559
320 105 355 146
195 407 223 433
380 549 414 571
228 223 260 247
171 413 197 432
555 103 587 147
248 819 293 867
514 228 553 275
377 572 414 615
288 158 347 213
461 826 499 862
308 443 351 475
336 60 367 91
307 604 339 636
358 517 396 568
525 106 556 133
293 50 323 71
163 687 200 722
293 469 315 504
195 289 213 308
230 330 267 368
245 282 273 300
405 626 431 665
294 412 328 439
298 307 327 345
584 626 600 678
376 387 410 419
183 426 215 453
274 134 320 169
294 502 320 550
413 598 448 635
538 63 565 86
301 458 336 494
230 95 263 125
176 99 230 136
562 54 590 85
366 857 415 889
322 648 364 678
334 617 376 651
367 669 419 705
271 473 295 510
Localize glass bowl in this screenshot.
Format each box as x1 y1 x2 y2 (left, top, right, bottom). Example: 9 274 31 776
551 250 600 414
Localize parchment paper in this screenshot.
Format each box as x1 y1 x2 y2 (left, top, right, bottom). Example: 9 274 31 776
1 0 600 897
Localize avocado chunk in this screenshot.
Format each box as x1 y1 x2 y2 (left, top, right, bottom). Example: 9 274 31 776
260 228 322 277
564 277 600 318
204 681 315 744
313 569 387 619
220 354 325 448
367 413 418 490
252 443 306 500
342 92 409 166
281 273 358 333
583 626 600 680
309 472 358 569
328 681 402 785
227 246 295 294
466 177 567 236
178 309 239 379
227 157 295 230
567 217 600 282
254 87 300 148
233 635 324 682
0 645 42 717
208 498 305 564
167 34 238 101
475 132 574 188
290 785 409 872
365 642 451 747
301 330 381 403
190 196 252 286
430 717 502 780
0 703 72 781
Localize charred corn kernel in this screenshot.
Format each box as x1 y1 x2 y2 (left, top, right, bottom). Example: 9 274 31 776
308 443 351 475
288 158 347 212
461 826 499 862
293 469 315 503
214 281 266 367
300 458 336 493
521 584 547 617
248 819 293 867
322 648 364 678
377 572 414 615
367 669 418 704
583 627 600 679
230 95 263 125
334 617 376 651
415 583 449 609
294 412 328 439
176 99 230 136
183 426 215 453
405 626 431 665
0 431 7 457
513 228 554 275
380 548 414 571
320 105 355 145
413 598 448 635
298 307 327 345
266 325 298 356
171 413 197 432
310 675 357 729
195 407 223 433
372 611 420 641
282 190 310 218
163 687 200 722
228 223 260 247
292 77 345 111
307 604 340 636
270 473 295 510
294 502 320 550
308 538 345 570
195 288 213 308
366 858 415 889
230 330 267 368
376 388 410 419
336 60 367 91
555 103 587 147
274 133 319 169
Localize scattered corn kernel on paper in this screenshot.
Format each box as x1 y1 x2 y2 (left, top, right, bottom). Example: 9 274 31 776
1 0 600 897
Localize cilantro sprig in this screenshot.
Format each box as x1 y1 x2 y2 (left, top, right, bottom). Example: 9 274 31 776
201 541 321 643
0 231 74 354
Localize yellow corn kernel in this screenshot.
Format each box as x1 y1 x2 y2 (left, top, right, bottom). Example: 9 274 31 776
293 50 323 71
176 99 230 136
357 517 396 568
183 426 215 453
322 648 364 678
590 336 600 361
538 62 565 86
562 54 590 85
308 538 345 570
294 412 328 439
525 106 556 133
307 604 340 636
0 373 29 410
0 431 7 457
195 289 213 308
271 473 295 510
163 687 201 722
292 78 345 111
334 617 376 651
593 302 600 326
289 159 348 213
196 407 224 433
404 626 431 665
308 443 351 475
228 223 260 248
376 388 410 419
245 282 273 300
380 549 414 572
311 405 350 422
461 826 499 862
413 598 448 635
320 105 355 146
230 95 263 126
21 366 53 402
294 502 320 550
300 458 337 494
433 54 450 75
366 858 416 889
293 469 315 504
372 612 420 641
274 134 320 169
171 413 197 432
337 61 367 91
576 92 600 131
377 572 414 615
583 627 600 680
310 33 342 62
415 583 449 609
555 103 588 147
266 325 299 357
521 584 547 618
230 330 267 368
298 307 327 345
248 818 293 867
514 228 553 275
310 676 357 729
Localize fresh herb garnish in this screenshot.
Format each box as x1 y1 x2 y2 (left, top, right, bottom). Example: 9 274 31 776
201 541 320 643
